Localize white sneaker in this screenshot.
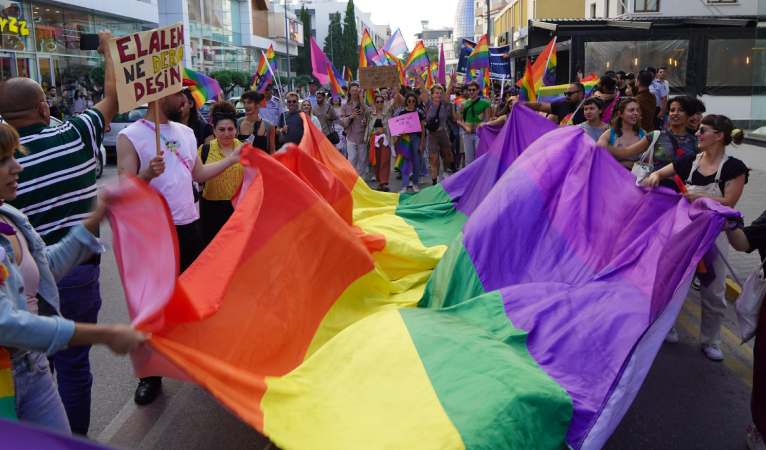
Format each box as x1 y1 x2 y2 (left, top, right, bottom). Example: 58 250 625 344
442 172 450 179
747 425 766 450
398 187 409 194
702 344 723 361
412 184 420 193
371 175 376 181
664 327 679 344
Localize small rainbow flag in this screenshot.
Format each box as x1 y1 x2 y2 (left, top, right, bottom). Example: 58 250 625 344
403 41 429 73
360 29 381 67
346 67 354 82
516 37 556 89
536 79 599 104
467 34 490 72
541 40 557 88
384 50 405 84
0 348 16 420
183 68 223 108
519 60 536 102
365 88 375 107
424 65 435 90
252 45 277 92
395 133 413 176
327 63 345 102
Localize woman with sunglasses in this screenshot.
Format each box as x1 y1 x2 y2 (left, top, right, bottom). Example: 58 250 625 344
597 97 646 169
393 92 426 193
604 96 699 189
644 115 747 361
419 71 457 185
364 94 395 192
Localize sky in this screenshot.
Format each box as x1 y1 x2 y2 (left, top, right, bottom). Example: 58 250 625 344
352 0 460 50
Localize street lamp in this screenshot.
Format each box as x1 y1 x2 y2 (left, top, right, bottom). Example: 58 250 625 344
330 13 342 67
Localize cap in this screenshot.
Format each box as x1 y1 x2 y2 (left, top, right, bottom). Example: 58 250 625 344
309 78 318 85
182 79 198 87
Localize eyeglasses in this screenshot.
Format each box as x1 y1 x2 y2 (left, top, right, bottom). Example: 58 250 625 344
286 100 298 104
698 127 719 134
564 91 582 96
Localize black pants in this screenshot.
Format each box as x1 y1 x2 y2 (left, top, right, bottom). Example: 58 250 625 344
199 197 234 246
140 220 204 386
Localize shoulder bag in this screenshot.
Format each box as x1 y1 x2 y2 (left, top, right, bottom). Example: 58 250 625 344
631 131 662 186
425 101 442 132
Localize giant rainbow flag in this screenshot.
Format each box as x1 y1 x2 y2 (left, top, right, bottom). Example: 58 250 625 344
109 104 738 450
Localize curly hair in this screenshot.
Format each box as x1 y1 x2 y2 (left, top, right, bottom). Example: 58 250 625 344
210 100 237 127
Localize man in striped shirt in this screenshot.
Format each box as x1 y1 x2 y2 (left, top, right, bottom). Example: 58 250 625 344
0 30 118 436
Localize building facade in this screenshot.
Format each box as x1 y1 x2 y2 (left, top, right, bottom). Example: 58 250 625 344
453 0 474 48
586 0 757 19
494 0 584 49
303 0 387 62
414 28 452 49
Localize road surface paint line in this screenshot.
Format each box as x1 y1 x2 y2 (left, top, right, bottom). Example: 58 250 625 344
677 311 753 389
726 278 742 302
138 382 195 449
96 395 138 443
682 299 754 359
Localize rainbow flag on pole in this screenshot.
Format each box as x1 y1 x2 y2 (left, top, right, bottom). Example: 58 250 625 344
183 68 223 108
360 29 381 67
112 104 737 450
467 34 490 72
518 60 536 102
326 63 344 102
383 50 406 85
537 79 599 104
252 45 276 92
516 37 556 89
541 38 557 88
382 27 408 57
403 41 429 73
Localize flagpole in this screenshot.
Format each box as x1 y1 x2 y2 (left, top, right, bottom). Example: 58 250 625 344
538 37 557 90
263 50 287 128
566 97 587 126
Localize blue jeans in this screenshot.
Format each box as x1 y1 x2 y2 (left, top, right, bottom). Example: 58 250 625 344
402 134 423 188
14 352 70 434
50 264 101 436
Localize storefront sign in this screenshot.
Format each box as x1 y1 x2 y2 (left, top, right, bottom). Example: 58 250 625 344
0 17 28 36
109 22 184 113
359 65 399 90
388 111 421 136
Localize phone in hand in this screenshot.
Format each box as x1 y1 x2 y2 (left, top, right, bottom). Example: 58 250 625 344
80 34 100 51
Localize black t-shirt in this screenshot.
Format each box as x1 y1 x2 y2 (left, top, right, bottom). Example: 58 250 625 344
278 111 305 145
394 107 426 137
550 100 586 125
744 209 766 262
672 153 749 196
191 112 214 147
618 86 628 97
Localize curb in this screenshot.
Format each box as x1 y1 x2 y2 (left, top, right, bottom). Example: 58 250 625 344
726 278 742 304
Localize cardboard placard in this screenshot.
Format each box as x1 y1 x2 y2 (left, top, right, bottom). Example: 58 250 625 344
359 65 400 90
109 23 185 113
388 111 422 136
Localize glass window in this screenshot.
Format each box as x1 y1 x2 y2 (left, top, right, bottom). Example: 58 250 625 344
188 0 201 23
0 0 32 52
707 39 757 87
202 0 223 28
635 0 659 12
584 40 688 88
93 16 141 38
33 6 94 56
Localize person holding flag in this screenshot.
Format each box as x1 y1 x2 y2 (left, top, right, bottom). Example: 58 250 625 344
515 82 587 125
457 80 492 165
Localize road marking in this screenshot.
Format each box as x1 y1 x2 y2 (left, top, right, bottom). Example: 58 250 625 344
137 382 194 449
96 393 139 443
681 299 754 359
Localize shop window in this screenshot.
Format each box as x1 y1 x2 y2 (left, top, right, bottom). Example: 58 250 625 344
584 39 688 88
635 0 659 12
0 0 32 52
33 6 94 56
707 39 757 88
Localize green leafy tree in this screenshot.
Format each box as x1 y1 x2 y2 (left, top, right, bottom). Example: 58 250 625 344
323 13 343 69
341 0 359 75
231 71 251 91
295 6 312 76
209 69 237 97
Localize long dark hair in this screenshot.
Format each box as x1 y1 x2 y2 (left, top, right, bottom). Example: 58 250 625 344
182 89 201 131
609 97 641 138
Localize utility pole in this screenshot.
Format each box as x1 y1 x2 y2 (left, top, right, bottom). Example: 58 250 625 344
486 0 491 44
284 0 291 92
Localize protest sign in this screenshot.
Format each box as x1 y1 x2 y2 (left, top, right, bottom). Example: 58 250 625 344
109 23 184 113
388 112 422 136
359 65 400 90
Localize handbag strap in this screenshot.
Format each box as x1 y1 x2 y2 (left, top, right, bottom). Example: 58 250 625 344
638 130 661 165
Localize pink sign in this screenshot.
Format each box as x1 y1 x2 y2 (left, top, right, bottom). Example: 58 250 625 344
388 112 422 136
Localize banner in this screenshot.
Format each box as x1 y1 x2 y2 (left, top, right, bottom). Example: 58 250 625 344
109 23 184 113
457 39 511 79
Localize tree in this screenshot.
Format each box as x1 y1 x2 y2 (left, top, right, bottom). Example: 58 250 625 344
61 58 105 100
341 0 359 75
209 69 250 98
323 13 343 69
295 6 312 76
294 74 311 87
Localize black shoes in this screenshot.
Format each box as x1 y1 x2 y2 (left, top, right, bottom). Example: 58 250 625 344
134 378 162 405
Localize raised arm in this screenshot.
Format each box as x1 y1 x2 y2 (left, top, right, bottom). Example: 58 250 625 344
93 30 119 129
520 101 553 114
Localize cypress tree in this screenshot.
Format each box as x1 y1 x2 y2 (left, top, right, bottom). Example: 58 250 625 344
341 0 359 76
323 13 343 69
295 6 312 75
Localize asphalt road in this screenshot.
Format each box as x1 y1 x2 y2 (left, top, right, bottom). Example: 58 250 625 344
86 161 757 450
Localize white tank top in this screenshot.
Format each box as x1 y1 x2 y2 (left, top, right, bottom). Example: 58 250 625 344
119 120 199 226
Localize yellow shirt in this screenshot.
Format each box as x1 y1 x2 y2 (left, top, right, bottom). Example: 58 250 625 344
198 139 244 201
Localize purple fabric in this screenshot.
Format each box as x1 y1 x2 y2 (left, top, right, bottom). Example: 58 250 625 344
442 105 557 217
458 110 740 448
0 418 117 449
474 123 503 159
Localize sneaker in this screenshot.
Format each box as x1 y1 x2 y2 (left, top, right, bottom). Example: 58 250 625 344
442 172 451 179
398 187 409 194
692 277 701 290
664 327 679 344
371 175 376 181
747 425 766 450
412 184 420 193
702 344 723 361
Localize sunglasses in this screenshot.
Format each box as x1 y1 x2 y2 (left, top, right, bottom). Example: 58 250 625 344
698 127 719 134
374 100 384 104
286 100 298 104
564 91 582 96
406 100 416 104
468 88 478 92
